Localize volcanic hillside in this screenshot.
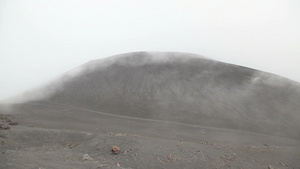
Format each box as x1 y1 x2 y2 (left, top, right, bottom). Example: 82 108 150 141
22 52 300 139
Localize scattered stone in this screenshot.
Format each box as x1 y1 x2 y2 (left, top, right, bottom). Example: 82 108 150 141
158 154 180 163
278 162 288 166
9 121 18 125
264 143 269 146
117 163 120 167
167 154 179 162
268 165 274 169
0 140 4 145
123 147 133 154
0 123 10 130
244 145 275 153
112 145 120 154
82 154 93 160
108 132 126 136
220 153 238 161
200 142 208 144
67 142 79 149
0 115 17 130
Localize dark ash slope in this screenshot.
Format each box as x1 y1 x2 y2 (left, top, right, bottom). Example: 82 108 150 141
29 52 300 139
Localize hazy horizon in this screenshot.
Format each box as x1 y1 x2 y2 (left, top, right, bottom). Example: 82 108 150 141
1 0 300 100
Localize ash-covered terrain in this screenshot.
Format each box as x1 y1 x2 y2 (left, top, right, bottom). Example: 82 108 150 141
1 52 299 169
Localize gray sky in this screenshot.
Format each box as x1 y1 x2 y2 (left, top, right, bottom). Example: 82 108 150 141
1 0 300 100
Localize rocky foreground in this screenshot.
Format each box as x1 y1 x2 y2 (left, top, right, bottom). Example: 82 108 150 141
0 104 299 169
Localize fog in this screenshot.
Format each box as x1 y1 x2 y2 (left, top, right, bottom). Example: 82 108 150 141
1 0 300 100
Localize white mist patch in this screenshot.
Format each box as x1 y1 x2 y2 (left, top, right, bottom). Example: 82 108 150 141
75 51 207 74
251 72 298 87
1 60 94 104
106 51 207 66
2 79 65 104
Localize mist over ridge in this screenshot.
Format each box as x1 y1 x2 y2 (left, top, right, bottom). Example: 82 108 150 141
5 51 298 139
